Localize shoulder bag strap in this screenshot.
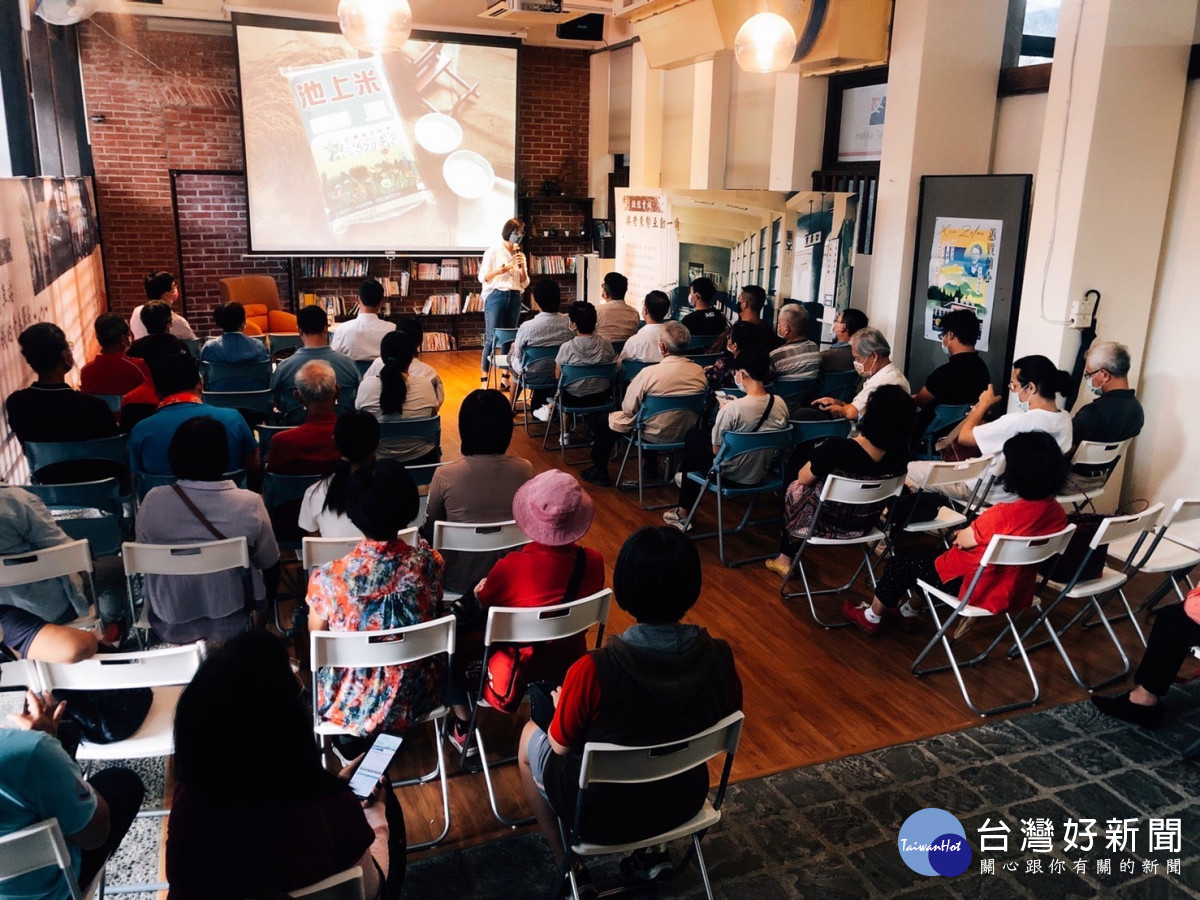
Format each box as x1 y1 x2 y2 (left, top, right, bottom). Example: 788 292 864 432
171 483 227 541
751 391 777 432
561 547 588 604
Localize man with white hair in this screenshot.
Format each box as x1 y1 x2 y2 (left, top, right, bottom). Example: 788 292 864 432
1073 340 1144 445
265 360 341 475
770 304 820 381
805 327 910 422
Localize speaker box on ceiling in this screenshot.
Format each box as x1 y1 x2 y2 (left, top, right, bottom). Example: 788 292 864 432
556 13 604 41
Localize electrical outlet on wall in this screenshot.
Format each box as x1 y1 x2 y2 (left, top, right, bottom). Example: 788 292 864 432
1069 291 1099 329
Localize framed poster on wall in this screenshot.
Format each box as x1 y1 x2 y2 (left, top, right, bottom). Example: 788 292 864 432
905 174 1033 397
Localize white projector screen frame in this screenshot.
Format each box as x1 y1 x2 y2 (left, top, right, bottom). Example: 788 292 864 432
233 15 520 255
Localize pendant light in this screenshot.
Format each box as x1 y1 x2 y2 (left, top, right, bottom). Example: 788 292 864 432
337 0 413 55
734 11 798 74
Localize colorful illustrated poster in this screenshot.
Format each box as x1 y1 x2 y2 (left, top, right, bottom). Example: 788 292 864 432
924 217 1001 353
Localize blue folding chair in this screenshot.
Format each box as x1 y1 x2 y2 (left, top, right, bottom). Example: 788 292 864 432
378 416 442 463
24 435 130 486
488 327 519 389
688 334 716 351
681 428 793 567
256 424 296 465
542 363 618 462
201 389 277 423
182 338 202 359
88 392 123 414
513 345 561 435
267 333 302 360
615 359 657 402
134 469 247 503
915 403 971 460
815 369 860 403
354 359 374 377
789 418 852 446
24 478 127 558
685 352 722 369
614 392 708 509
202 360 272 392
772 377 819 413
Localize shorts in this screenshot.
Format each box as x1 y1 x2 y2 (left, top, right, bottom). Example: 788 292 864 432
526 726 554 801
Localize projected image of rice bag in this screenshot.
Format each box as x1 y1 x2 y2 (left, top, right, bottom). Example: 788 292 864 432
283 57 429 235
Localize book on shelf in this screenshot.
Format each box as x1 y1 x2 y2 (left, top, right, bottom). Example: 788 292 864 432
412 258 467 281
299 258 370 278
462 292 483 313
531 255 576 275
461 257 481 276
420 293 461 315
422 332 456 352
380 272 409 297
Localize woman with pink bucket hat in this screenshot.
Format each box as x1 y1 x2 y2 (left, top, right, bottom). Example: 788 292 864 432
446 469 606 753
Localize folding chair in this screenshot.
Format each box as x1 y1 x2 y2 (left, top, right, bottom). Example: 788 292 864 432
1013 504 1164 691
915 403 971 460
430 520 531 602
133 469 247 503
461 590 612 826
183 338 202 359
0 819 98 900
268 332 303 361
615 359 656 402
681 429 794 567
24 435 130 486
122 537 251 648
257 424 296 464
911 525 1076 717
201 360 272 391
310 616 456 850
1056 439 1130 511
290 866 365 900
488 326 519 389
378 416 442 465
815 369 860 403
542 363 618 462
687 334 715 352
558 711 745 900
354 359 374 377
512 345 560 434
779 474 906 627
614 392 708 509
772 376 818 411
789 418 852 446
301 530 418 572
0 539 100 633
25 478 127 558
88 393 123 414
201 388 276 423
1104 497 1200 615
684 352 721 368
263 472 328 550
899 456 995 546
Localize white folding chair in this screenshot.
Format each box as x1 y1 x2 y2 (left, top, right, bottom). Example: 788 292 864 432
310 617 455 850
1056 439 1131 511
290 866 365 900
430 520 531 602
122 538 250 648
463 590 612 827
0 818 99 900
1103 498 1200 615
300 529 418 572
911 526 1076 717
780 474 906 628
1013 504 1163 691
900 456 995 543
0 539 100 634
559 712 744 900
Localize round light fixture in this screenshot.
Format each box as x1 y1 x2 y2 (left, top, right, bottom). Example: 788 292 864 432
337 0 413 56
34 0 99 26
734 12 798 74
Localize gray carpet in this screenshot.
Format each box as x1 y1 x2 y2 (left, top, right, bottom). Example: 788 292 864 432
99 685 1200 898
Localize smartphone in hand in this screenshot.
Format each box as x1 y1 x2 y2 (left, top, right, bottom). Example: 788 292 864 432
348 733 404 800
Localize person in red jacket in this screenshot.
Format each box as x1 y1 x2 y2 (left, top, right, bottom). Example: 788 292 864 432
80 313 151 396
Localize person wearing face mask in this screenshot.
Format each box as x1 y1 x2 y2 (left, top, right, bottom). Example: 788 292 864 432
819 307 868 373
1071 341 1144 447
907 354 1074 506
910 308 991 439
806 328 910 422
480 217 530 388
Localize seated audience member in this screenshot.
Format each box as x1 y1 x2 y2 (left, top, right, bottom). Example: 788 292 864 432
356 332 441 464
272 305 362 417
129 270 195 341
0 484 124 628
679 276 727 339
420 390 534 596
820 307 868 373
1072 340 1144 445
166 631 402 899
583 321 708 487
733 284 782 351
907 354 1074 506
6 322 120 484
1092 585 1200 729
307 462 444 745
0 688 145 900
767 385 916 578
446 470 605 751
845 431 1068 635
200 301 270 377
705 319 764 391
911 308 990 434
331 279 396 361
127 301 190 365
394 317 446 406
805 328 910 422
267 360 341 475
130 353 259 479
770 303 820 397
518 526 742 886
618 290 671 365
663 346 790 531
594 271 640 343
0 603 98 662
300 411 381 539
532 300 616 423
135 417 278 644
511 279 574 408
80 313 151 396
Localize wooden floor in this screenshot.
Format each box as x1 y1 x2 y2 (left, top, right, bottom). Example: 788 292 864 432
384 349 1172 858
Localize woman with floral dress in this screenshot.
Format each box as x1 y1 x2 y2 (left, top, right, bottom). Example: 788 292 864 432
307 460 445 742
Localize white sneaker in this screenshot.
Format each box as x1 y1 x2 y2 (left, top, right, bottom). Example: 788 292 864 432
533 403 554 423
662 508 691 532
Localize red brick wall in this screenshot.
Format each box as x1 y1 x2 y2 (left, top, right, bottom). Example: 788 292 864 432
77 18 590 332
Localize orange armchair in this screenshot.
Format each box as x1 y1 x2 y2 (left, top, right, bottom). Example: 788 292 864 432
218 275 298 335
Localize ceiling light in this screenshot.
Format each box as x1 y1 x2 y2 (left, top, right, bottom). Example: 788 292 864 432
337 0 413 55
34 0 98 27
734 12 798 74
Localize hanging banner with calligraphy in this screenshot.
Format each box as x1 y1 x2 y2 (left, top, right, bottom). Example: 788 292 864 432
614 189 676 317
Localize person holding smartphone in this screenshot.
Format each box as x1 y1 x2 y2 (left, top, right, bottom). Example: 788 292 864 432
166 631 405 899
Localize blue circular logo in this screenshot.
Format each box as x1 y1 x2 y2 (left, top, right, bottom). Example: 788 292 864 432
898 808 972 876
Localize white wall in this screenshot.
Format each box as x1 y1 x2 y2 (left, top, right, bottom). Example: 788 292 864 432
991 93 1047 175
1127 81 1200 507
